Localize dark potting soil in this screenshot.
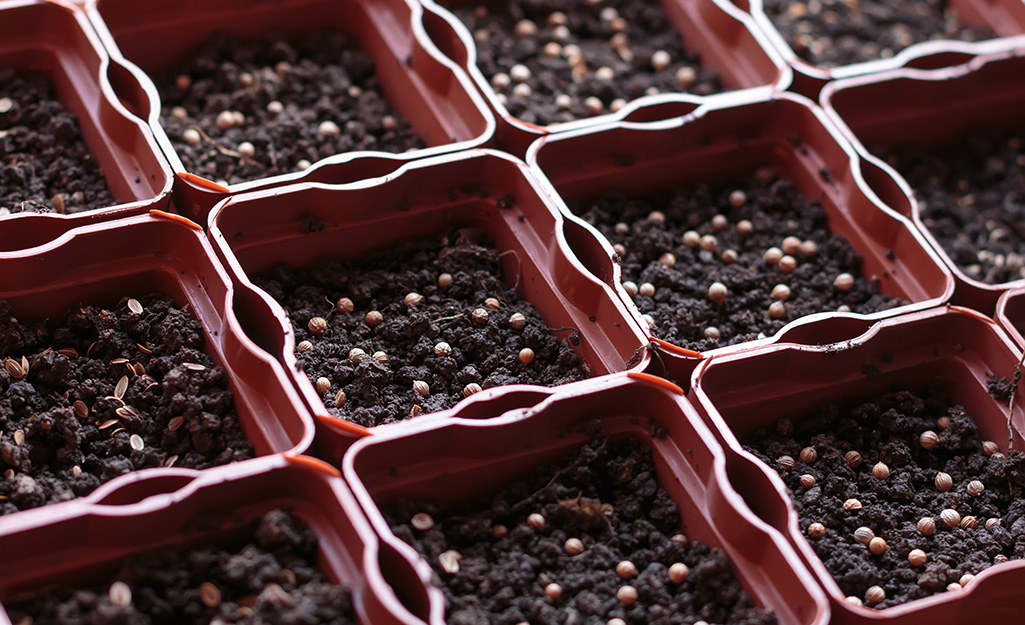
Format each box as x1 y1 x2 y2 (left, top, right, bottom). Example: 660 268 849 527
0 294 253 516
741 384 1025 608
0 69 116 216
253 233 586 429
156 31 424 186
567 169 901 352
449 0 723 127
384 437 777 625
879 124 1025 285
761 0 995 69
6 509 356 625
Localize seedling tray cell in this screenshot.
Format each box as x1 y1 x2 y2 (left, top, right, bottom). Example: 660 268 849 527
527 92 953 385
0 454 420 625
0 213 314 516
691 306 1025 622
85 0 495 196
418 0 788 138
343 374 829 625
208 150 647 434
822 43 1025 314
0 0 171 221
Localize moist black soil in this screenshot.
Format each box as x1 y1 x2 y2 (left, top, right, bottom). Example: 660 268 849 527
449 0 723 127
567 169 902 351
384 436 777 625
761 0 995 69
879 124 1025 285
6 509 355 625
0 69 116 216
156 31 424 186
0 294 253 515
742 384 1025 608
253 233 586 428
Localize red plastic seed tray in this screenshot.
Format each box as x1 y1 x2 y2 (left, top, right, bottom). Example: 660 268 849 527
994 286 1025 351
0 453 424 625
526 90 954 385
690 306 1025 624
206 149 649 437
341 373 830 625
83 0 496 219
417 0 789 144
0 0 172 224
0 212 314 461
821 40 1025 315
743 0 1025 91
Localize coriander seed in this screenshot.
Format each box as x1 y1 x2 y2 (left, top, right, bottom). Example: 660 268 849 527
527 513 545 530
940 509 961 529
348 348 366 363
708 282 728 305
854 527 874 544
845 450 862 468
471 308 489 325
967 480 984 497
315 377 331 393
960 515 978 530
935 471 953 492
872 462 889 480
864 586 885 606
800 446 817 463
509 312 527 329
771 284 791 301
869 536 887 555
983 440 999 456
616 560 637 579
404 292 424 307
297 340 314 352
736 220 754 235
616 585 638 606
764 247 784 264
334 389 346 408
413 380 430 397
439 550 461 574
435 342 452 357
700 234 718 252
908 549 927 567
308 317 328 335
411 512 434 530
920 430 939 449
833 273 855 291
807 522 826 538
564 538 584 555
778 455 795 470
778 255 797 273
918 517 936 536
545 583 562 600
438 273 453 289
683 230 701 247
639 282 656 297
800 474 816 488
463 383 483 397
519 348 535 365
844 498 862 511
365 310 383 327
781 236 802 255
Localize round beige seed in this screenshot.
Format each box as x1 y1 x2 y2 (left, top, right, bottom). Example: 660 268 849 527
845 596 863 606
864 586 885 606
334 389 347 408
845 450 862 468
413 380 430 396
337 297 355 313
946 582 962 592
435 342 452 357
509 312 527 329
800 446 817 464
764 247 784 264
961 515 978 530
778 255 797 273
404 292 424 307
782 236 802 255
308 317 328 335
834 273 855 291
183 128 201 145
348 348 366 363
617 585 639 605
872 462 889 480
711 214 728 231
854 527 874 544
564 538 585 555
411 512 434 531
721 249 739 264
800 240 818 257
778 455 795 470
463 383 483 397
908 549 927 567
519 348 535 365
940 509 961 529
960 573 975 586
708 282 728 305
527 513 545 530
639 282 656 297
935 472 953 492
918 517 936 536
622 281 639 297
736 220 754 236
920 430 939 449
682 230 701 248
937 416 951 429
800 474 816 488
869 537 887 555
769 301 786 319
967 480 984 497
365 310 383 327
658 253 676 268
983 440 1000 456
438 273 453 289
471 308 489 325
372 351 388 364
844 498 862 511
986 518 1001 531
729 190 747 208
771 284 791 301
700 234 718 252
237 141 255 158
704 327 721 340
616 560 637 579
109 581 132 608
315 377 331 394
807 522 826 538
545 583 562 600
484 297 501 310
668 562 689 584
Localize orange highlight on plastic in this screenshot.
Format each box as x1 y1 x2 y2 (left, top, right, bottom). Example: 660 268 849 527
283 452 342 478
626 371 684 395
177 171 230 193
149 209 203 231
651 337 702 359
316 413 373 437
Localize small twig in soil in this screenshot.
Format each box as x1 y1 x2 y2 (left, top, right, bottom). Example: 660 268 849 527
498 249 522 290
191 126 263 167
1008 350 1025 453
507 438 609 517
